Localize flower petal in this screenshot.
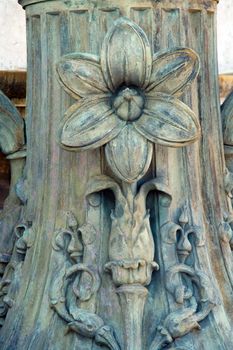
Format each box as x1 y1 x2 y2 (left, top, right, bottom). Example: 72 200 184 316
105 124 153 183
101 17 152 91
57 53 109 98
59 97 125 150
134 94 201 147
146 48 200 97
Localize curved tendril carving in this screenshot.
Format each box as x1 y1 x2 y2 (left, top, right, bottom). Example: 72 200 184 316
49 212 120 350
66 263 100 302
150 216 220 350
152 204 220 350
149 261 220 350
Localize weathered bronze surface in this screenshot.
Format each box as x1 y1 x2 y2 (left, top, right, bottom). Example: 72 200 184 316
0 0 233 349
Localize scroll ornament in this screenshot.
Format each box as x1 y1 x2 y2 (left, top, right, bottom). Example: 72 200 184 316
49 212 120 350
150 264 220 350
155 207 219 349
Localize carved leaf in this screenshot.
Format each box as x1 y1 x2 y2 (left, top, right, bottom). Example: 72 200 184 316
146 48 200 97
66 211 78 230
0 90 25 155
105 124 153 183
59 97 125 150
15 225 35 256
134 94 200 147
101 17 152 91
86 175 127 213
108 214 155 263
95 326 121 350
179 205 189 225
57 53 109 99
135 177 172 213
161 222 182 245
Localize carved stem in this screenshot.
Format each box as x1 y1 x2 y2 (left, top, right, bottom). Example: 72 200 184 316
121 181 137 212
117 284 148 350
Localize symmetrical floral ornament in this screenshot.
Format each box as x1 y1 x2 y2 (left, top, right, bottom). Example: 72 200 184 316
57 17 201 183
49 212 120 350
155 206 219 349
161 204 205 263
86 175 171 285
86 175 172 350
55 17 201 350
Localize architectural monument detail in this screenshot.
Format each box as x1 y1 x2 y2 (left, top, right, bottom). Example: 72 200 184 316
0 91 26 327
0 0 233 349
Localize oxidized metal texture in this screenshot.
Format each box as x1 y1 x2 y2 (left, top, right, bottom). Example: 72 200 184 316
19 0 219 8
0 0 232 349
57 18 200 182
0 91 26 326
0 91 25 155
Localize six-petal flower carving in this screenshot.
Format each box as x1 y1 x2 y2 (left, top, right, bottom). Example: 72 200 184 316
57 17 201 183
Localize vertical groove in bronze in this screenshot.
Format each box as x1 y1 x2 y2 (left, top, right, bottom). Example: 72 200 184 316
1 1 232 349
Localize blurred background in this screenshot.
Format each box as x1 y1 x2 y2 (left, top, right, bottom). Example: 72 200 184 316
1 0 233 73
0 0 232 208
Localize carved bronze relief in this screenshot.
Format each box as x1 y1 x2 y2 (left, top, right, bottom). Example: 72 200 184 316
0 90 27 327
57 18 200 180
47 18 217 350
50 212 120 349
1 1 233 349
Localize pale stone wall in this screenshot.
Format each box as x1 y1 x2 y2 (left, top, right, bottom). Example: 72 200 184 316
0 0 232 73
0 0 26 70
217 0 233 73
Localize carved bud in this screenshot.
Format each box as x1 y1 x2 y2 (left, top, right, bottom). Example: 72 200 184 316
105 124 153 183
